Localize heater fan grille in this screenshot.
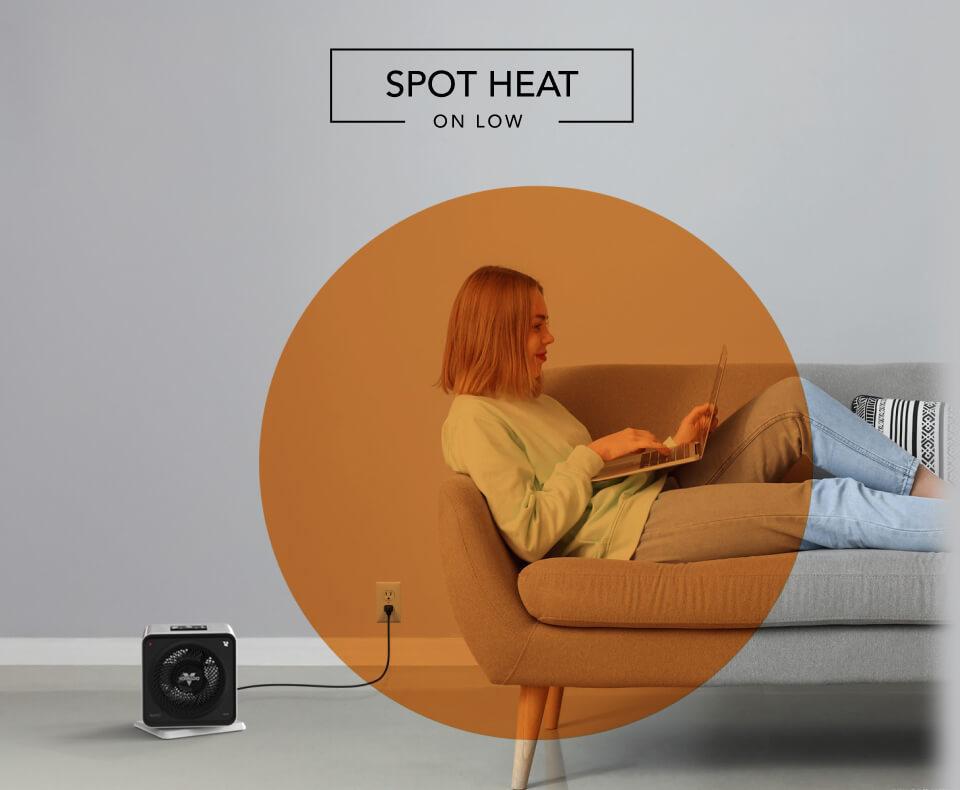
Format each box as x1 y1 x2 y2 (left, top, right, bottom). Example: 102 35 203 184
151 644 225 718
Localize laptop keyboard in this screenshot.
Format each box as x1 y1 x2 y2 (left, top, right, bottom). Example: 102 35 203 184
606 441 699 472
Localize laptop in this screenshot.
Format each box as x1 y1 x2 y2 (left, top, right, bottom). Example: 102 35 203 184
591 345 728 482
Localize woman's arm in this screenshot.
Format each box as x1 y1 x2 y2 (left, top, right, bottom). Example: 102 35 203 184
443 414 604 562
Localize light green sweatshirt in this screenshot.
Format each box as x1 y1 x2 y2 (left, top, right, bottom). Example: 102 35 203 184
441 393 671 562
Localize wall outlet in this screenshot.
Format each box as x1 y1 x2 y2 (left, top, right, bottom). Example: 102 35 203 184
376 581 402 623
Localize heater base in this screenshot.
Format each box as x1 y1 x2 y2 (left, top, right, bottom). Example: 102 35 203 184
134 720 246 739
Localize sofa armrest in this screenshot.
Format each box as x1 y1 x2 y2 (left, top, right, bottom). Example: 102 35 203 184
438 474 539 684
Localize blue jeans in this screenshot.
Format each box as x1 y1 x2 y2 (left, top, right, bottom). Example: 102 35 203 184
798 378 945 552
636 376 947 563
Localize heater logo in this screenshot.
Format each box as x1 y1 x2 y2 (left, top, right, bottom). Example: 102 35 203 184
178 672 200 687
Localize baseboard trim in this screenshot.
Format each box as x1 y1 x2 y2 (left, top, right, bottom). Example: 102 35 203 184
0 637 476 667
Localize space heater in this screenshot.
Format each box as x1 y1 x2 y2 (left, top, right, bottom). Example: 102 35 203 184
136 623 244 738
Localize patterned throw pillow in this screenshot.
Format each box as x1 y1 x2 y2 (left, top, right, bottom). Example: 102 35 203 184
851 395 955 482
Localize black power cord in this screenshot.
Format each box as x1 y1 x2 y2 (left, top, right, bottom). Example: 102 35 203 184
236 605 393 691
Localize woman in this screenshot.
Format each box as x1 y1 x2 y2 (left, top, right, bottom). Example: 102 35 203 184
438 266 948 564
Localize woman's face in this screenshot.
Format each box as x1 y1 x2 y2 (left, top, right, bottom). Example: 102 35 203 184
526 289 555 379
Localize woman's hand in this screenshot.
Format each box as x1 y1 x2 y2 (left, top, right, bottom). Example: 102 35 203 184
587 429 671 463
673 403 719 446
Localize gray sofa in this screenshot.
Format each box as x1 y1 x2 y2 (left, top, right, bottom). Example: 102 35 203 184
438 362 948 789
707 363 948 686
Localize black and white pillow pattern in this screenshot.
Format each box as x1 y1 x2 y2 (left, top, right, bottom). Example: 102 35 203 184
851 395 954 483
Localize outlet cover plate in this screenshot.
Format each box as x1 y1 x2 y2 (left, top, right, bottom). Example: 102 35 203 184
376 581 401 623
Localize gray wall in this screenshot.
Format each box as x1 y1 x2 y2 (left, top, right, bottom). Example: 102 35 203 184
1 1 956 638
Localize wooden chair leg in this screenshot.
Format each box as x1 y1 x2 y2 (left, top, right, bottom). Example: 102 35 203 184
543 686 564 730
512 685 549 790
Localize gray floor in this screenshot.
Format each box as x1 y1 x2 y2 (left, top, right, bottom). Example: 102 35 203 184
0 667 942 789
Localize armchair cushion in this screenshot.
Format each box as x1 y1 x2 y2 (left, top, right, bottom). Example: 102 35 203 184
517 549 947 629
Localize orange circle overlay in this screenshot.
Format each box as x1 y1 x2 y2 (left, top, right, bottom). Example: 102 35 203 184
260 186 806 738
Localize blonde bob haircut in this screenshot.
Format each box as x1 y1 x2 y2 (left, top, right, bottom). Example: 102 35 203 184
438 266 545 400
